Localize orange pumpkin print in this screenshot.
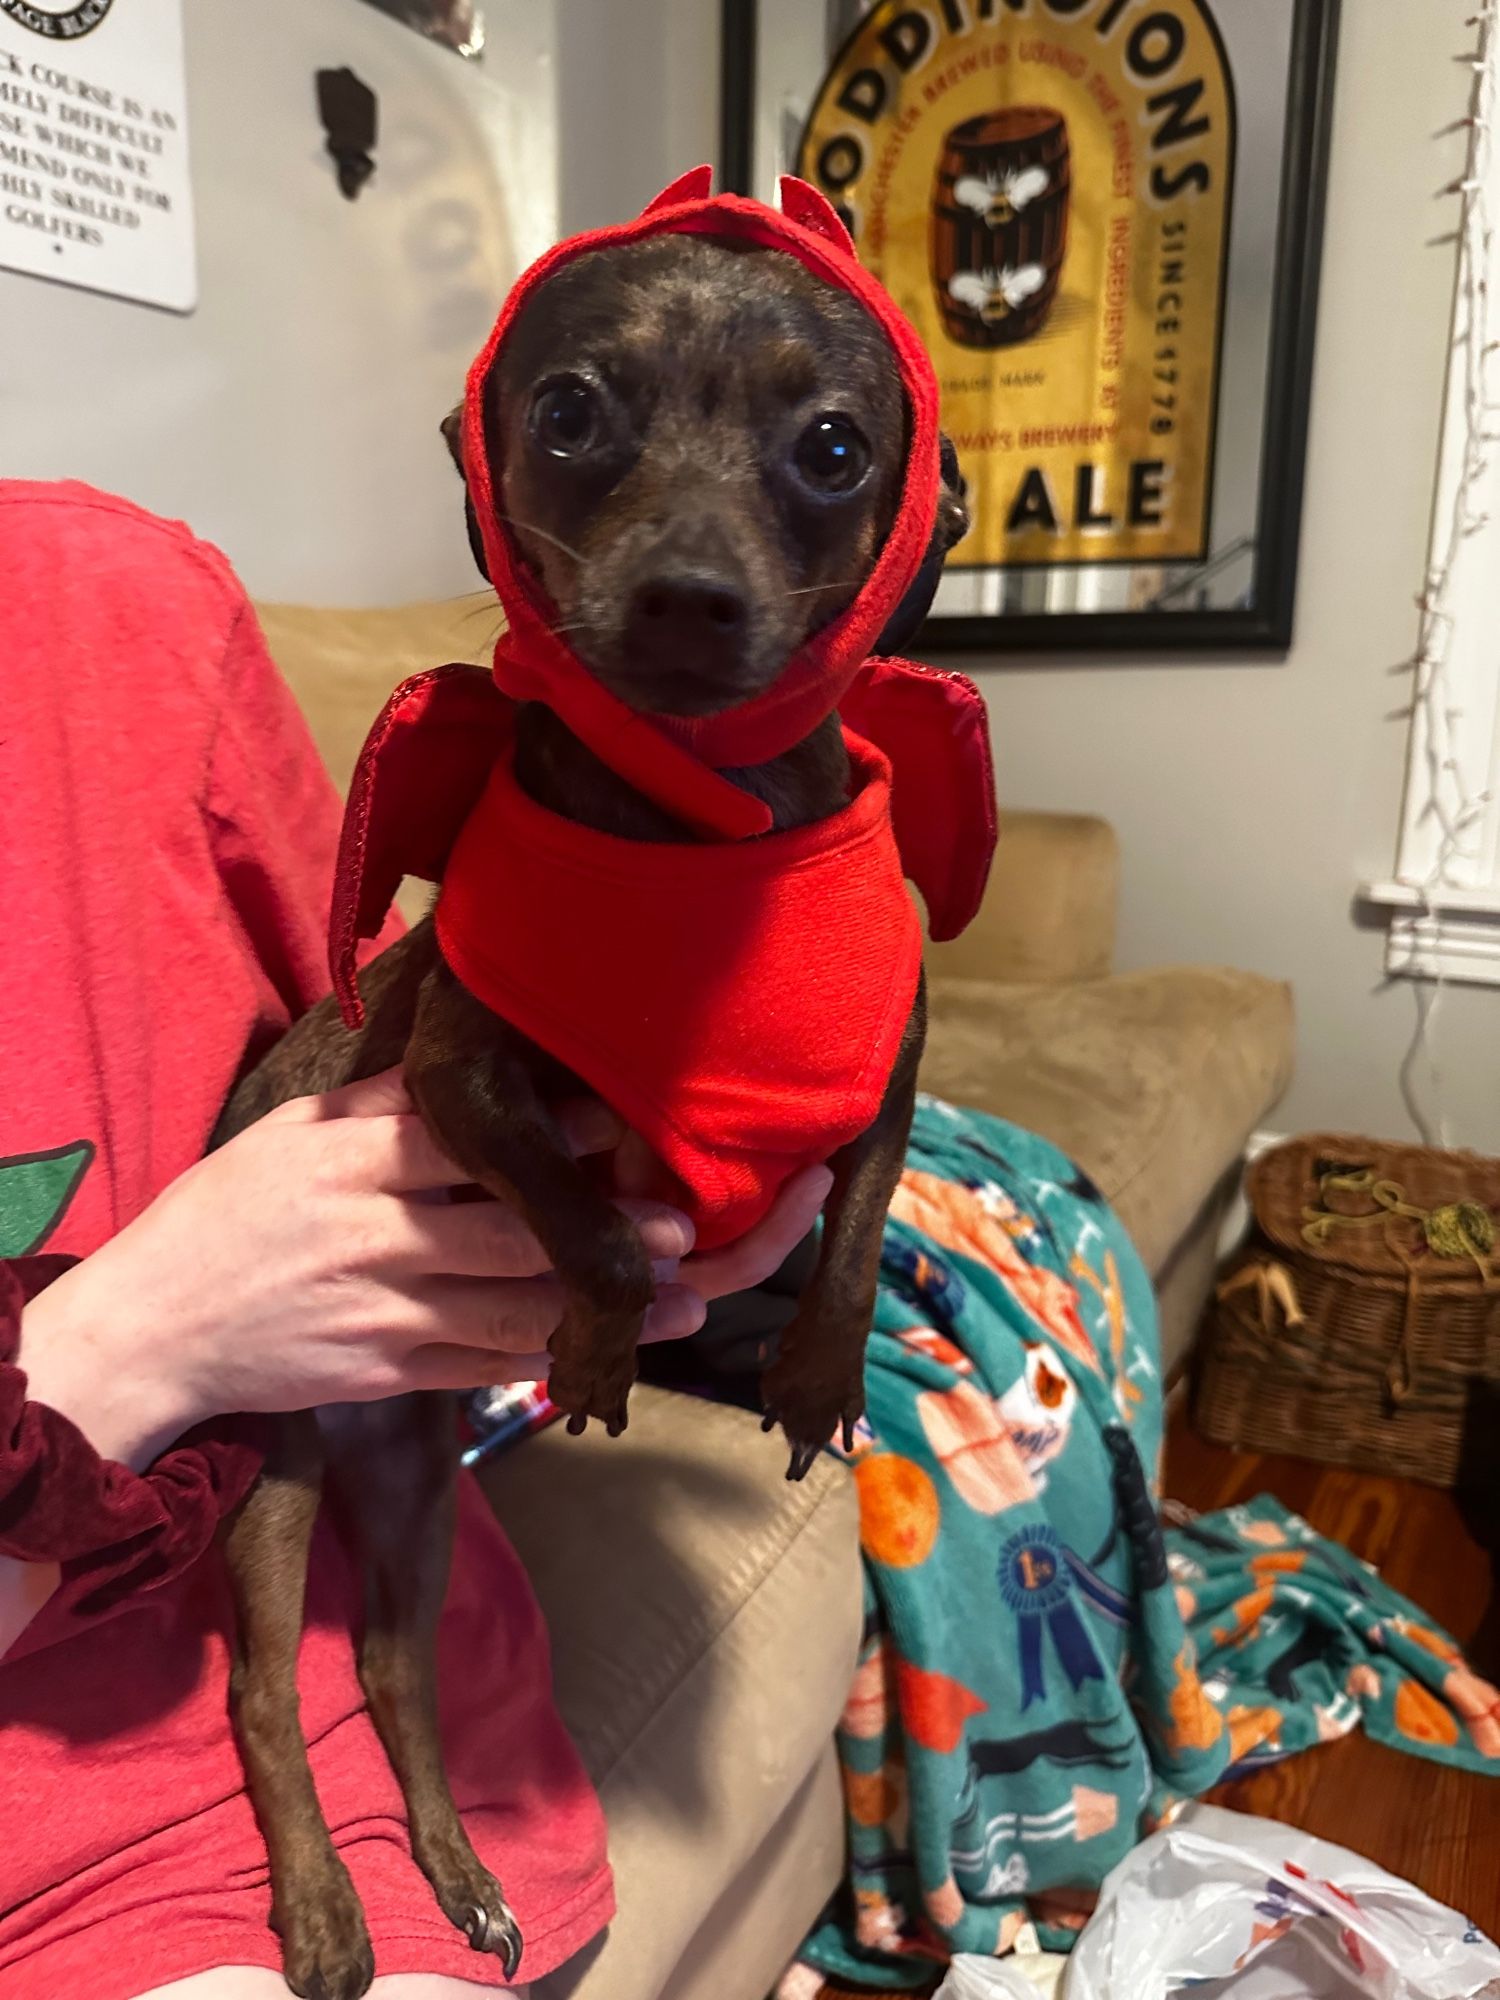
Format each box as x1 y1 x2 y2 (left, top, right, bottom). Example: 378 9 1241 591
1165 1644 1225 1753
1212 1583 1275 1648
855 1454 940 1568
1392 1615 1461 1666
1249 1550 1308 1580
1227 1703 1283 1762
1394 1678 1461 1747
842 1762 901 1828
895 1659 987 1752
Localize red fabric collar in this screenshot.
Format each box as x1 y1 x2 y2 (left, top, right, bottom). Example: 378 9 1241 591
462 166 943 841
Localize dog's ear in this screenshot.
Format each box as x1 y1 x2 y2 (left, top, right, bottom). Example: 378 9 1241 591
934 433 969 555
873 433 968 654
440 401 465 476
440 401 492 585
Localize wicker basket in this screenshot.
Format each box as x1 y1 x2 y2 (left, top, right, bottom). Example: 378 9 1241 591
1195 1133 1500 1486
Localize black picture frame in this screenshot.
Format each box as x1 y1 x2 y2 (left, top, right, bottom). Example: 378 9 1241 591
720 0 1340 655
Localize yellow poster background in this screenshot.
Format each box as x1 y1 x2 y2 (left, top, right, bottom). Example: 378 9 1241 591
798 1 1235 568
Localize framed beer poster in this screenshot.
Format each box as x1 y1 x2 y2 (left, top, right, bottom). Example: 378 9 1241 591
721 0 1340 651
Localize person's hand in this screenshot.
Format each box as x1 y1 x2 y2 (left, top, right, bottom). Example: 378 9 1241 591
17 1070 830 1471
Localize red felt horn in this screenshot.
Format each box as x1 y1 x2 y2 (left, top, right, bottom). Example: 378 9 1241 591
641 165 714 214
778 174 856 253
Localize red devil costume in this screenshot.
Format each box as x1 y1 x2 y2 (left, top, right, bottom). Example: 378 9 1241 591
331 167 998 1249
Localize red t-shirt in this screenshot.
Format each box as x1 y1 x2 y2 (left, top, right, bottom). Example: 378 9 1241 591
0 482 612 1995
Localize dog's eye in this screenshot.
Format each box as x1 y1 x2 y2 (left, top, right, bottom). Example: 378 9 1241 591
530 376 601 457
794 415 871 494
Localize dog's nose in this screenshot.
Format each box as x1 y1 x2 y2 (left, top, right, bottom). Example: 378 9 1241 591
625 568 748 659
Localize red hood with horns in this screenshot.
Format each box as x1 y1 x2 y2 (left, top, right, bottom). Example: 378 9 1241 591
328 169 998 1244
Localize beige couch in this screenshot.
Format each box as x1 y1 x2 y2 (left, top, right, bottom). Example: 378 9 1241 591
256 596 1294 2000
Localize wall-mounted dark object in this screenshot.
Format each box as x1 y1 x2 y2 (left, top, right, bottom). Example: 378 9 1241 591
316 67 378 200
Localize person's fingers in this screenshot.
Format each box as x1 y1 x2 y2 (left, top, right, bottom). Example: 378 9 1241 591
679 1165 832 1301
408 1268 705 1360
396 1283 705 1392
400 1342 554 1392
642 1282 707 1342
382 1195 694 1278
553 1097 627 1158
416 1274 569 1352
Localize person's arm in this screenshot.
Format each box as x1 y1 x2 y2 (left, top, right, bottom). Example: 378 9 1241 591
1 1069 829 1658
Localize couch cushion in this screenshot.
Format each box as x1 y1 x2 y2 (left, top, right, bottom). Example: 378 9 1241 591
927 810 1119 986
255 597 497 794
479 1386 861 2000
921 967 1293 1276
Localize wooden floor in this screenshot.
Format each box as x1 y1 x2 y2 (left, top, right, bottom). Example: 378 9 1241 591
1165 1406 1500 1933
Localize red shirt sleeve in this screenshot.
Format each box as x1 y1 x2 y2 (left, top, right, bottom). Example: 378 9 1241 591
0 1260 266 1657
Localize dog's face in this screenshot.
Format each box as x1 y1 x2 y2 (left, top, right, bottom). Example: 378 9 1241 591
446 236 966 719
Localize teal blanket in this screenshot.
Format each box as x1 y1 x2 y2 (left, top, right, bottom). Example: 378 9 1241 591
800 1098 1500 1989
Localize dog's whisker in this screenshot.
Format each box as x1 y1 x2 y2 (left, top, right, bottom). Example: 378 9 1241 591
783 579 866 598
496 513 587 564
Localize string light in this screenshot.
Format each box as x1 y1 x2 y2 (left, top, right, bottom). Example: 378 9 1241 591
1395 3 1497 1147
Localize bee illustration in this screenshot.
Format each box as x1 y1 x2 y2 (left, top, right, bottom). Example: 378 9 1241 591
947 264 1046 327
953 163 1051 230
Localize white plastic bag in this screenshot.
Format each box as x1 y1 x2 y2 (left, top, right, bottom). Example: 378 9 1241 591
936 1951 1067 1998
1063 1804 1500 1999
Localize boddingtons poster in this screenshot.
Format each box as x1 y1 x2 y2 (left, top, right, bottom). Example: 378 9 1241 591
797 0 1237 570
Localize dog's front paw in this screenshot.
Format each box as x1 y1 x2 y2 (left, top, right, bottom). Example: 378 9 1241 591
274 1862 375 2000
548 1307 643 1439
760 1340 866 1482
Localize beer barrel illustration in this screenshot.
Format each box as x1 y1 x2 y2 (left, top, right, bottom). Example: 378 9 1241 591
931 108 1071 349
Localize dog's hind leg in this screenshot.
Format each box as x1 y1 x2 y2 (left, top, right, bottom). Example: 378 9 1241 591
320 1392 525 1980
225 1414 375 2000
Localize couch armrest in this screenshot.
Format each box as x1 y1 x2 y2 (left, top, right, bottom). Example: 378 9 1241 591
925 809 1119 984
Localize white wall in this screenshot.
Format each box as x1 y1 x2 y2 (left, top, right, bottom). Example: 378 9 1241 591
1 0 559 603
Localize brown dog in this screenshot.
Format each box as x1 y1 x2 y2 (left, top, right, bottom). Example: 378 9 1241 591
214 230 969 2000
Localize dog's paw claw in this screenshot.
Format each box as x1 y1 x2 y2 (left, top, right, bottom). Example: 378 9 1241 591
841 1415 858 1453
785 1440 822 1482
760 1410 778 1433
464 1899 522 1966
462 1897 524 1978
